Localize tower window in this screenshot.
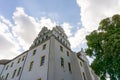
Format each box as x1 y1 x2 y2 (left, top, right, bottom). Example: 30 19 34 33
33 49 36 55
60 46 63 52
61 57 64 67
42 44 46 50
12 69 17 78
67 51 69 56
40 56 45 66
29 61 34 71
68 63 72 73
17 67 22 76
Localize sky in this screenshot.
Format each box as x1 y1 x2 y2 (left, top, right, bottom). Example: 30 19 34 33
0 0 120 64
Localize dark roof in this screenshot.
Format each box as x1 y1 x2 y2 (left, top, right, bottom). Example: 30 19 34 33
0 59 11 65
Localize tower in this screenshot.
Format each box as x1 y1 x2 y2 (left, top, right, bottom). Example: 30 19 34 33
0 26 99 80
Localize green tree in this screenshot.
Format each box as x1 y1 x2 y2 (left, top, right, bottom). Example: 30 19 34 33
86 14 120 80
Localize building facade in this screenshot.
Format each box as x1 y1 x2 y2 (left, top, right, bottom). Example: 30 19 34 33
0 26 99 80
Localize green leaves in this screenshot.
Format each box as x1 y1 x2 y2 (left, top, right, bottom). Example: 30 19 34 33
86 14 120 80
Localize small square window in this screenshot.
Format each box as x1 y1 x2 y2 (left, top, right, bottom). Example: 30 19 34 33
67 51 69 56
60 46 63 52
42 44 46 50
33 50 36 55
22 56 25 61
18 58 21 63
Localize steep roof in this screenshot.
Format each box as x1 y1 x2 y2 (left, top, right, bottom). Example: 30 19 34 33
0 59 11 65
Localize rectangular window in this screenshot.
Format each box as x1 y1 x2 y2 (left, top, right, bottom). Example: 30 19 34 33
40 56 45 66
60 46 63 52
29 61 34 71
83 72 86 80
12 69 17 78
17 67 22 76
18 58 21 63
61 57 64 67
80 61 82 66
6 65 9 70
33 50 36 55
42 44 46 50
5 73 9 80
67 51 69 56
1 75 4 79
22 56 25 61
11 62 14 67
68 63 72 73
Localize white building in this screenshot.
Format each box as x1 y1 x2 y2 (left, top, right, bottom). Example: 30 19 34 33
0 26 99 80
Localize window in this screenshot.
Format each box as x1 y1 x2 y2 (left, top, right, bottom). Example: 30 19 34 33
17 67 22 76
11 62 14 67
67 51 69 56
83 72 86 80
18 58 21 63
61 57 64 67
68 63 72 73
42 44 46 50
22 56 25 61
80 61 82 66
37 78 41 80
29 61 34 71
60 46 63 52
6 65 9 70
40 56 45 66
12 69 17 78
38 40 40 43
5 73 9 80
33 49 36 55
1 75 4 79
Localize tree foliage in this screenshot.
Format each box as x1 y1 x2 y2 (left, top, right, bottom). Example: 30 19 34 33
86 14 120 80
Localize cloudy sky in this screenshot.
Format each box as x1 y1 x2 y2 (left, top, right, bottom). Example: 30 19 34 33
0 0 120 60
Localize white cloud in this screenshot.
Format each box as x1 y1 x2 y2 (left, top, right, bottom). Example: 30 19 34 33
69 28 87 49
0 18 20 59
76 0 120 32
62 23 72 37
0 7 58 59
39 17 56 30
13 7 39 49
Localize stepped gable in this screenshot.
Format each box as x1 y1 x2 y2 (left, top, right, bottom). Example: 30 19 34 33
30 26 70 49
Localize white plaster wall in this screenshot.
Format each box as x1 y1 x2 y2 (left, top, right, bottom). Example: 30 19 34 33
0 65 4 74
20 40 50 80
54 39 73 80
1 53 27 80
